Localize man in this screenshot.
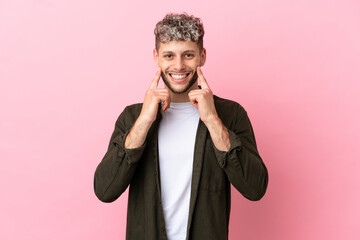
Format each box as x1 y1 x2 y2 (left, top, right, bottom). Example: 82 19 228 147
94 13 268 240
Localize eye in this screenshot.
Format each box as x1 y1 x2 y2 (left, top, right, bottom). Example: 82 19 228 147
185 53 194 58
164 54 173 59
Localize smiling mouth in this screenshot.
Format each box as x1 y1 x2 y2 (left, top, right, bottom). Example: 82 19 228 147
169 73 190 81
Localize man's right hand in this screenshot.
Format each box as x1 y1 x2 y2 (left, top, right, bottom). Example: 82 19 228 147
138 68 170 124
124 69 170 149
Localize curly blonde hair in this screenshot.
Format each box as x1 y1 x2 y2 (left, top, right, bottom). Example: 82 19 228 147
154 13 205 51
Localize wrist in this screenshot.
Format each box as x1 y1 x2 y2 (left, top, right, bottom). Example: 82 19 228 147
203 114 222 129
125 116 152 149
137 114 155 128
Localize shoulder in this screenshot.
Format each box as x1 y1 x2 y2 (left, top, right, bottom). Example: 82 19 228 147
123 103 143 114
213 95 250 130
116 103 143 125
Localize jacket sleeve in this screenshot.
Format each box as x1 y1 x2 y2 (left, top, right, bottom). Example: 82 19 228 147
213 105 268 201
94 107 146 203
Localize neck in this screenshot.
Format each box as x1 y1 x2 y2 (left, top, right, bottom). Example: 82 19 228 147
168 82 199 103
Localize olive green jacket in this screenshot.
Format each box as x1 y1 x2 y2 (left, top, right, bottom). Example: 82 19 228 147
94 95 268 240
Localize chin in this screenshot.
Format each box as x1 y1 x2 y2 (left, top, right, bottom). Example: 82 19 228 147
161 71 198 94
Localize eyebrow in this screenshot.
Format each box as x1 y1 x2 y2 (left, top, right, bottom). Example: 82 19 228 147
183 50 196 53
161 50 196 54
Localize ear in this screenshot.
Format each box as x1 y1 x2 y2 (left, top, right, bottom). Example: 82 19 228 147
153 48 160 67
200 48 206 66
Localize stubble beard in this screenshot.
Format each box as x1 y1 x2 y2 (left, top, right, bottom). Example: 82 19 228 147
161 71 198 94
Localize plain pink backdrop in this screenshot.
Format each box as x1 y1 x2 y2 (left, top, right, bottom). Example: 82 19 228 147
1 0 359 239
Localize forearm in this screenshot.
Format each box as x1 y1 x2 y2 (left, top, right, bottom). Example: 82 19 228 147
94 146 135 202
221 134 268 201
125 116 152 149
94 106 146 202
210 106 268 201
204 116 230 152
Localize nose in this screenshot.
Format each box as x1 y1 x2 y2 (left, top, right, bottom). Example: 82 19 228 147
173 58 185 71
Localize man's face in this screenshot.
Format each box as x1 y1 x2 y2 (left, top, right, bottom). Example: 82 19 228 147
154 41 206 94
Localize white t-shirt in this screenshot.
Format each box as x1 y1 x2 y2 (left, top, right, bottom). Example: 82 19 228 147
158 102 200 240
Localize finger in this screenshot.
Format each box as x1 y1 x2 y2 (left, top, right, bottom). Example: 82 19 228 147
188 95 199 109
188 92 198 105
150 68 162 89
197 67 209 90
163 89 171 111
153 88 170 94
161 96 171 111
188 89 204 95
162 102 169 112
188 91 206 101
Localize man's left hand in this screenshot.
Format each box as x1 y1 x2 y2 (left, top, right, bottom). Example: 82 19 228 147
188 67 218 124
188 67 230 152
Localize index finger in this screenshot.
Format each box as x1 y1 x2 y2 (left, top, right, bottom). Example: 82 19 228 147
150 68 162 89
197 67 209 89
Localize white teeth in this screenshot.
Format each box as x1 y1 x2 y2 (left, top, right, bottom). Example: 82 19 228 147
171 74 187 79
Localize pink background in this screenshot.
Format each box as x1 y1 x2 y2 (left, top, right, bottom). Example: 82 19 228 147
1 0 359 239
